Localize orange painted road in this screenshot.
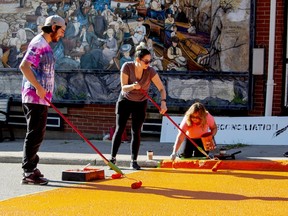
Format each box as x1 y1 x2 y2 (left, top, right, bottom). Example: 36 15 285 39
0 168 288 216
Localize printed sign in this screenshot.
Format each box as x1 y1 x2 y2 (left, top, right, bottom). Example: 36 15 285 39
160 116 288 145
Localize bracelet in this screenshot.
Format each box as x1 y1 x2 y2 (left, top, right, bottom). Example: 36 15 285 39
161 99 166 102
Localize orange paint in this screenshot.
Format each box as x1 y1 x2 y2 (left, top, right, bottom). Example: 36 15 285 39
160 159 288 171
0 169 288 215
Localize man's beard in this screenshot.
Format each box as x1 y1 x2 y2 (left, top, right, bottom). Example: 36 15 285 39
50 31 59 42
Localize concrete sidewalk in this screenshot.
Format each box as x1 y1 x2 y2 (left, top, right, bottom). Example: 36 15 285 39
0 138 287 167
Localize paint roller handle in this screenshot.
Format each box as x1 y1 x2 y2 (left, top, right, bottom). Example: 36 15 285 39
231 151 242 156
44 97 125 175
139 89 211 159
138 88 166 114
44 97 107 161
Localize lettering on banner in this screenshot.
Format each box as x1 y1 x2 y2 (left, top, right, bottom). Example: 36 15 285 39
217 124 279 131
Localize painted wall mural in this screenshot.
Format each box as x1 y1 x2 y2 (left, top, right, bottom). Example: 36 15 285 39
0 0 253 109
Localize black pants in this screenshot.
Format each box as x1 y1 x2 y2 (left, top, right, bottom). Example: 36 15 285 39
22 103 48 173
111 98 147 161
179 138 209 158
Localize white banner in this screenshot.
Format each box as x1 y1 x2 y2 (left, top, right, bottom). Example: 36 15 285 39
160 116 288 145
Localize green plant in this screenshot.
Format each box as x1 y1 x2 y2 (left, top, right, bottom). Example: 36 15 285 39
55 85 67 98
232 95 247 105
70 92 87 100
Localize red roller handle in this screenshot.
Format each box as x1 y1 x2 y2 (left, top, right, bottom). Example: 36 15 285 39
139 89 211 159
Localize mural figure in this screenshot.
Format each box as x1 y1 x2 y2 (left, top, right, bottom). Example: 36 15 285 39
130 17 146 45
102 28 118 67
0 0 251 108
0 0 250 73
119 43 133 68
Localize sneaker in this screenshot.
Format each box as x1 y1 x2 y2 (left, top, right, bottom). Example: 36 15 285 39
110 158 116 164
21 173 48 185
130 161 141 170
283 152 288 157
109 158 116 170
33 168 44 177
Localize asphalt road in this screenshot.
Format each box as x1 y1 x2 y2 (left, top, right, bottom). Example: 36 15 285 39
1 166 288 216
0 163 135 201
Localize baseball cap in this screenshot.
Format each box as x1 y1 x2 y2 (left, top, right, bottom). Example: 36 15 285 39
42 15 66 30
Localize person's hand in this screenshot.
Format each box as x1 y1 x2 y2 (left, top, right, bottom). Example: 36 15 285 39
36 85 47 99
160 101 167 115
133 82 141 90
170 153 177 161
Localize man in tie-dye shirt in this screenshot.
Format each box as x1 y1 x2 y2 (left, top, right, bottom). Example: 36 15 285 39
19 15 66 185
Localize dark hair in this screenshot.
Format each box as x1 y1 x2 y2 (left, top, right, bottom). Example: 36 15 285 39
171 36 179 43
42 25 63 33
134 47 150 60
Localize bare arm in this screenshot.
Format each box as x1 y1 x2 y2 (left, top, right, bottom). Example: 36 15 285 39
120 72 139 92
210 121 218 137
19 60 46 99
172 132 186 154
151 74 167 114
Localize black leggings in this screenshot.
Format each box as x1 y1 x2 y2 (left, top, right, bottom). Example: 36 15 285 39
111 98 147 161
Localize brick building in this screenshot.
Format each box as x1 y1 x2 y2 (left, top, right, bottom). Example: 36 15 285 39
0 1 287 139
63 0 287 137
250 0 286 116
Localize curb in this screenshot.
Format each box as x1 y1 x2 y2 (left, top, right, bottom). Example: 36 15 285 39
0 154 161 168
1 152 287 170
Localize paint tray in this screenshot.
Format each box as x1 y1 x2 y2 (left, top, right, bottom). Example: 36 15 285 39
62 167 105 182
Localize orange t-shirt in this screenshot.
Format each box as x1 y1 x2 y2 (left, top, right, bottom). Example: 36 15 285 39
179 113 215 139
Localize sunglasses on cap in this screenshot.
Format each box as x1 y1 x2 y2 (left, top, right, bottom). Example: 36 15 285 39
141 59 153 65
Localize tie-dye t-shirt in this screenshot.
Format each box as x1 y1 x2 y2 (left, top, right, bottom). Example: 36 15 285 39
21 34 55 106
